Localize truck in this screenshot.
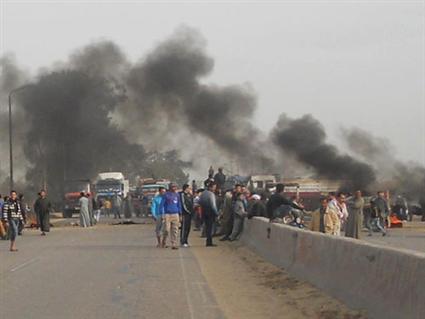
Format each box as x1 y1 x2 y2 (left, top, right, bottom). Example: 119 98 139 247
94 172 129 203
63 179 92 218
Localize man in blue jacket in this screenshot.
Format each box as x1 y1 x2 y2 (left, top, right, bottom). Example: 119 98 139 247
151 187 166 247
160 183 182 250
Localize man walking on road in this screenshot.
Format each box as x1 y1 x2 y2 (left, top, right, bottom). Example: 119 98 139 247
34 190 52 236
2 190 24 251
180 184 194 247
369 191 388 237
200 182 219 247
160 183 182 250
151 187 166 247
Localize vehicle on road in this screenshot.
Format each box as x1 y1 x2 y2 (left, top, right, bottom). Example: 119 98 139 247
63 179 92 218
95 172 129 203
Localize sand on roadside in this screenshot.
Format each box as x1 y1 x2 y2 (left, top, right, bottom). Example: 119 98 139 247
190 235 367 319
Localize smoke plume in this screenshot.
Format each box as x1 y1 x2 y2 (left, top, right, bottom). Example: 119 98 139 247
343 128 425 203
125 27 274 171
272 114 376 191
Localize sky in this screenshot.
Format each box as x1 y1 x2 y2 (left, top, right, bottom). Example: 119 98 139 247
1 0 424 165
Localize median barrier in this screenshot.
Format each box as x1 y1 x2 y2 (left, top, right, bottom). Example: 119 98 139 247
241 217 425 319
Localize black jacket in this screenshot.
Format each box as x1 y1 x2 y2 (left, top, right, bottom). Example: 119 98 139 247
266 193 301 220
180 191 194 215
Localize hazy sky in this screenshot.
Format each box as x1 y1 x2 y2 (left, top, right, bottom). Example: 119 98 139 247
1 0 424 164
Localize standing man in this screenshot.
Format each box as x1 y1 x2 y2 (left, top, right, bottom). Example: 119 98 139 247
219 190 234 239
34 189 52 236
191 180 198 193
200 182 219 247
151 187 166 248
331 193 348 236
220 184 242 241
310 198 328 233
384 190 392 228
208 166 214 178
79 192 91 228
214 168 226 191
345 191 364 239
112 195 122 219
2 190 24 251
180 184 194 247
122 192 134 220
160 183 182 250
229 192 248 241
18 193 28 236
369 191 388 236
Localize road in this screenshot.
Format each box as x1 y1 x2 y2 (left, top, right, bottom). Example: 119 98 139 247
2 217 423 319
0 221 223 319
362 218 425 253
0 218 368 319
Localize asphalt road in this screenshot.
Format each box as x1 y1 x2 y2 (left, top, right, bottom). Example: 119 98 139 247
0 220 224 319
362 219 425 253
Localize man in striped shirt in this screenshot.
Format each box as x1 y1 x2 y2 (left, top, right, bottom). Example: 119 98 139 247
2 190 24 252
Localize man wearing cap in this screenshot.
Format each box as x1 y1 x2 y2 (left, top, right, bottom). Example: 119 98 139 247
160 183 182 250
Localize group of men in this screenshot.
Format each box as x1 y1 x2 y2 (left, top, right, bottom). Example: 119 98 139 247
1 189 52 252
151 182 220 249
309 190 392 238
150 166 270 249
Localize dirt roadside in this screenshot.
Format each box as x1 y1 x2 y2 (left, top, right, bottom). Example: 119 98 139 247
191 235 367 319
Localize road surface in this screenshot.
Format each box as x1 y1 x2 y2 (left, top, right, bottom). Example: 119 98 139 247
0 218 372 319
362 218 425 253
0 221 223 319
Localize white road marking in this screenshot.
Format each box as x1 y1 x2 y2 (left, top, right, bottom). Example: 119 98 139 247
10 258 39 272
179 250 196 319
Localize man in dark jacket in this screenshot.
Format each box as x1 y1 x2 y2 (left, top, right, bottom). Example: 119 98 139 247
2 190 24 251
34 190 52 236
18 193 27 235
200 182 218 247
368 191 387 236
214 168 226 191
180 184 194 247
266 184 303 221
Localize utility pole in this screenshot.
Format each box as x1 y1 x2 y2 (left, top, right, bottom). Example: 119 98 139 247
8 84 32 190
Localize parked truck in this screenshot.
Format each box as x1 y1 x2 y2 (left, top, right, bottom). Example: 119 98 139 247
94 172 129 203
63 179 92 218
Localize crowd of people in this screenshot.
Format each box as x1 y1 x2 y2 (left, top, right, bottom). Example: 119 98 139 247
150 167 268 249
150 166 410 250
309 190 392 238
1 165 421 252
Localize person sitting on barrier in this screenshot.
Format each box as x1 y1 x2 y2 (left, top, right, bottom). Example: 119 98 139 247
266 183 304 223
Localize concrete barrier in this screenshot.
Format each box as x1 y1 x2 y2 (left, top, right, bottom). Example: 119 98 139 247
241 217 425 319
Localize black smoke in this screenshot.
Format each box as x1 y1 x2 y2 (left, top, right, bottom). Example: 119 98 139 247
343 128 425 203
126 27 274 171
272 114 376 191
17 69 146 200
